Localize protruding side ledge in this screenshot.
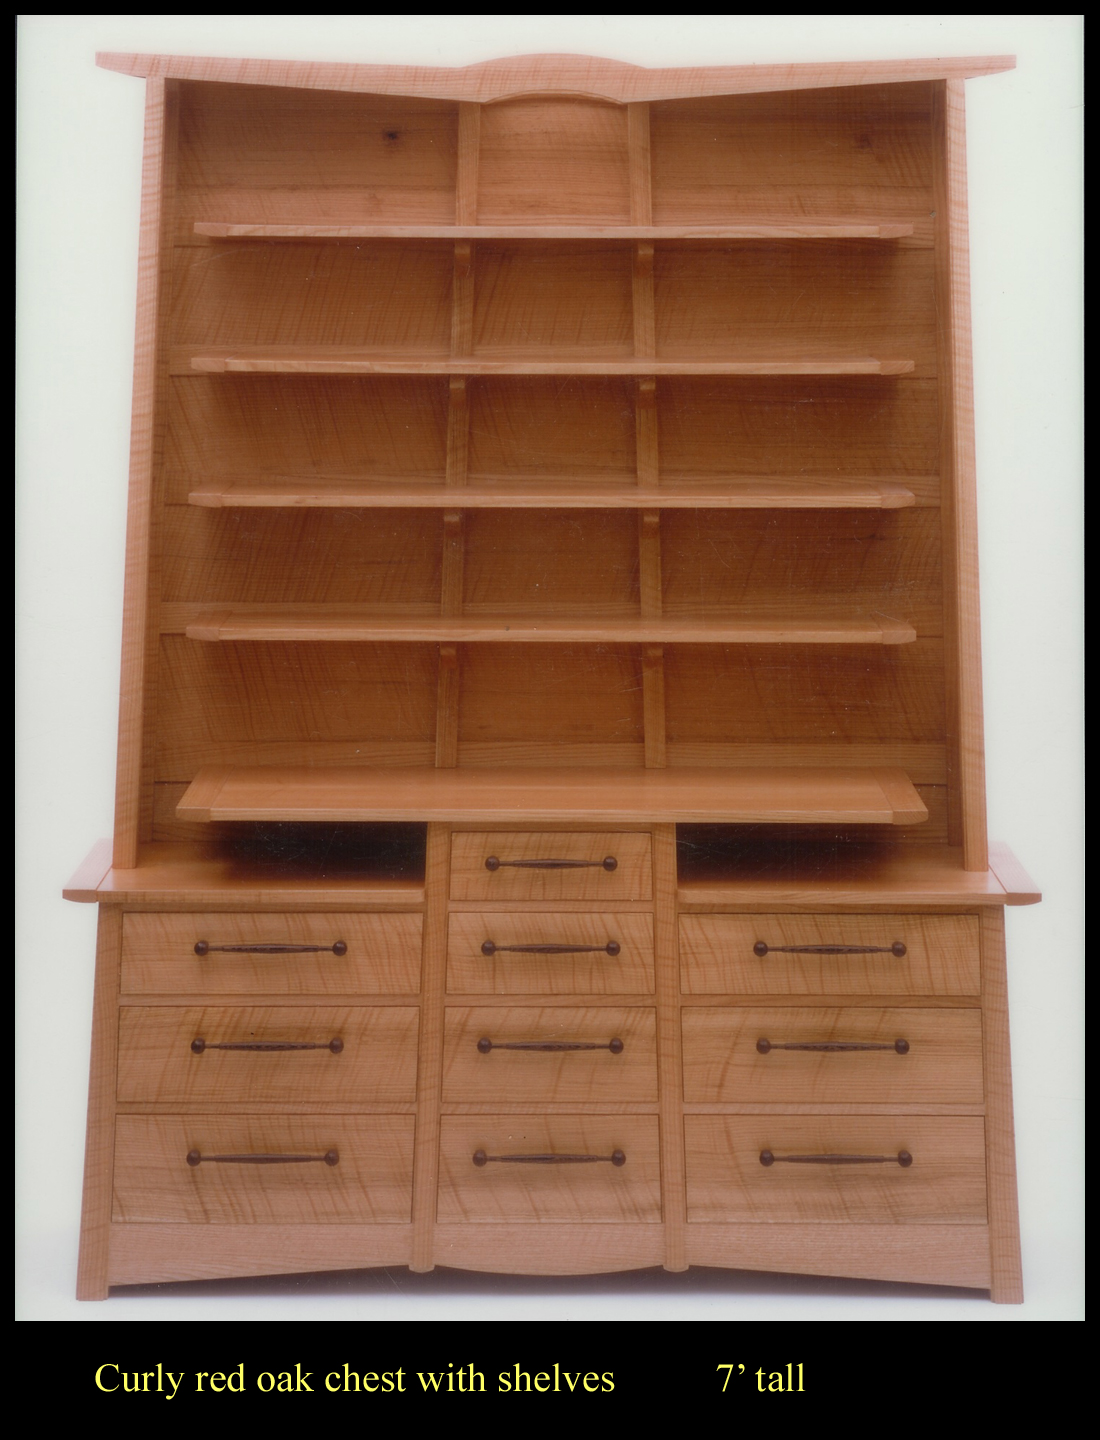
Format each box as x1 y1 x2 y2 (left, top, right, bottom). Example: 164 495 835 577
988 842 1042 906
63 840 114 902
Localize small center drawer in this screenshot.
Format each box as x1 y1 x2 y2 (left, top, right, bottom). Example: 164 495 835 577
121 913 423 995
112 1115 414 1224
438 1116 661 1222
117 1007 419 1104
685 1116 987 1224
682 1007 984 1104
679 915 980 996
450 833 652 901
443 1007 657 1103
447 913 654 995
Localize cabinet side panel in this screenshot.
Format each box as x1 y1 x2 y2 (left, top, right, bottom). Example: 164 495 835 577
114 79 169 867
76 909 122 1299
933 80 987 868
980 907 1023 1302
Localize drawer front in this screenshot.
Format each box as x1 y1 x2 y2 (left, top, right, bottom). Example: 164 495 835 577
679 915 980 996
121 913 423 996
450 833 652 901
447 913 654 995
682 1008 983 1104
112 1115 414 1223
685 1116 987 1223
443 1008 657 1103
117 1007 418 1104
438 1116 661 1222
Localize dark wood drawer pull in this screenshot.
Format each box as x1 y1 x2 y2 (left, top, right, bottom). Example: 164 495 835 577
194 941 348 956
754 941 906 957
484 856 617 871
477 1036 624 1054
190 1037 344 1054
756 1038 910 1054
473 1149 626 1167
760 1149 913 1167
481 940 621 956
187 1148 339 1167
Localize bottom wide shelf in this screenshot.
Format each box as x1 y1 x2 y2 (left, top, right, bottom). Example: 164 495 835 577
175 765 928 826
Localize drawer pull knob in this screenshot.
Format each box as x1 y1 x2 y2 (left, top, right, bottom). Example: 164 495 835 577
481 940 621 956
473 1149 626 1167
753 941 906 958
186 1148 340 1167
190 1037 344 1054
194 941 348 956
756 1038 910 1055
477 1036 624 1055
760 1150 913 1168
484 856 617 872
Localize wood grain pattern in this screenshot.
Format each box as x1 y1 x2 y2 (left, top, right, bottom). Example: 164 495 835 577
112 1116 414 1223
117 1007 418 1104
437 1116 661 1222
76 910 122 1299
108 1224 413 1285
685 1116 987 1223
120 913 423 995
447 912 654 995
195 222 917 240
679 914 980 996
980 908 1024 1302
450 830 652 900
653 823 687 1271
411 824 450 1271
682 1007 983 1104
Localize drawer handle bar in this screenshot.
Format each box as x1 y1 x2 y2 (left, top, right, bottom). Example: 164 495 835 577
481 940 621 956
194 941 348 956
190 1037 344 1054
187 1148 339 1167
473 1149 626 1167
477 1036 624 1054
756 1038 910 1055
754 941 906 957
485 856 617 871
760 1150 913 1168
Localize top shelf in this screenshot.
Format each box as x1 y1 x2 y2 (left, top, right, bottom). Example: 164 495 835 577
194 222 916 242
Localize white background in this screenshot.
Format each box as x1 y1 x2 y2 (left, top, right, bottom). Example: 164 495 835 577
17 15 1082 1323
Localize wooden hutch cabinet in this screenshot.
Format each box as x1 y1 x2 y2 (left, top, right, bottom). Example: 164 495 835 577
65 49 1039 1300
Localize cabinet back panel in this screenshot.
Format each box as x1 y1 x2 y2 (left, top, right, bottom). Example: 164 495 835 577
165 376 448 490
655 244 935 374
162 508 442 606
156 639 438 777
476 98 631 224
463 510 638 614
176 82 458 221
472 243 633 358
468 377 636 482
664 640 945 743
660 510 942 633
458 645 644 745
650 83 933 223
170 242 452 351
657 376 938 480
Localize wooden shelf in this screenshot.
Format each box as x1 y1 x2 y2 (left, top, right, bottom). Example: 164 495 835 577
183 610 918 646
176 765 929 826
188 478 918 511
195 222 916 241
178 349 915 378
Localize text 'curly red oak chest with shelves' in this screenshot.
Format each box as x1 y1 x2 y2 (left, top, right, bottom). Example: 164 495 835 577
66 48 1039 1301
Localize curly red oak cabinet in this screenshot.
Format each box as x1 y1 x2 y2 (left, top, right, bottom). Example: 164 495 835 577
66 49 1039 1300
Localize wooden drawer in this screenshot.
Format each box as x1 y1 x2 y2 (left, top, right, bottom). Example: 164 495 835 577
438 1116 661 1222
682 1007 983 1104
117 1007 418 1104
121 913 423 995
450 833 652 901
685 1116 987 1223
679 915 980 996
112 1115 414 1223
447 913 654 995
443 1007 657 1103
